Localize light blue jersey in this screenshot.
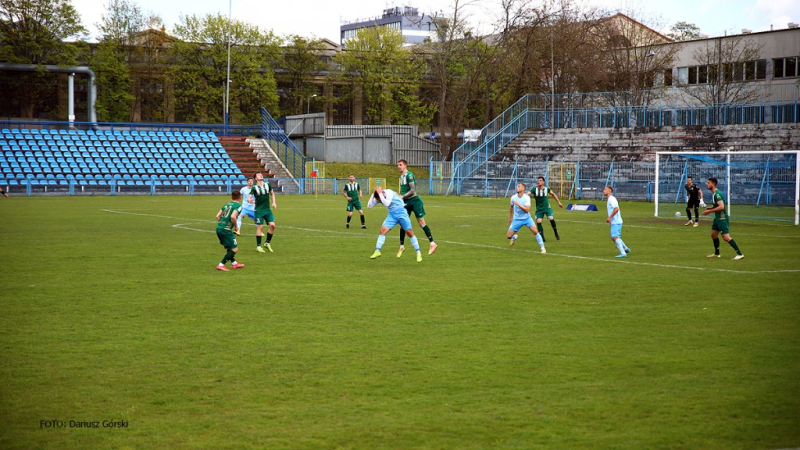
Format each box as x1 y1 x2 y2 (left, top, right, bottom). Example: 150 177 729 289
510 194 531 220
607 195 623 225
369 189 413 231
240 186 255 212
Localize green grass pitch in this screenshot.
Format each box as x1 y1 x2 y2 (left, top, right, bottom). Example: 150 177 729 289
1 194 799 449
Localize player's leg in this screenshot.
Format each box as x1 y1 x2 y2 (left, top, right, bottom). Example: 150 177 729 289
401 215 422 262
535 214 546 241
264 215 275 252
610 224 626 257
720 221 742 258
693 205 700 227
685 202 693 224
373 215 397 258
255 217 265 252
548 210 559 240
346 208 353 228
358 209 366 228
708 226 721 257
526 217 545 252
414 199 436 254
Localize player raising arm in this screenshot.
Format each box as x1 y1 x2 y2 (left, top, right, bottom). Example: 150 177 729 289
343 174 366 229
368 185 423 263
215 191 245 271
507 183 546 253
530 176 563 241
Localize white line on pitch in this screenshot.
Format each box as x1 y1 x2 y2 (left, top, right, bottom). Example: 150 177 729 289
103 209 800 274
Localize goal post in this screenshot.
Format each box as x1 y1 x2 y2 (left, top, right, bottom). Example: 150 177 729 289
654 150 799 225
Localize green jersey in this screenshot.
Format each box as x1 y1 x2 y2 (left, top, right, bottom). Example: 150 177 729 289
712 190 727 220
217 201 242 231
530 186 553 210
251 182 273 211
400 171 417 199
344 182 361 199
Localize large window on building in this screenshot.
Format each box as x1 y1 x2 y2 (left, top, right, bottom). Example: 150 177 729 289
678 60 767 85
773 56 798 78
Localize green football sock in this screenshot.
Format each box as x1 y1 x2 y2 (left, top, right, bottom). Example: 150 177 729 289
728 239 741 254
536 222 544 234
421 225 433 242
399 226 406 245
347 216 352 224
713 238 720 254
266 233 273 244
549 219 557 231
257 235 262 246
360 215 365 225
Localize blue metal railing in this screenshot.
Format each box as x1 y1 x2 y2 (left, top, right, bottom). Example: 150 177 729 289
0 119 261 136
260 107 305 179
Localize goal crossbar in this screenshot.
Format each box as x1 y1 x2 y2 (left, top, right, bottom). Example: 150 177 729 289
654 150 800 225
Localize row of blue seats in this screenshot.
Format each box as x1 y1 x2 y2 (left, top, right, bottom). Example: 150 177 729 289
6 173 244 181
2 139 224 148
1 144 225 152
2 135 219 144
3 163 237 171
2 154 233 163
2 179 245 187
0 164 241 174
2 129 217 137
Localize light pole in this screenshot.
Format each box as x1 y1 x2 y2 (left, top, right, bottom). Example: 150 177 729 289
224 0 232 134
307 93 317 114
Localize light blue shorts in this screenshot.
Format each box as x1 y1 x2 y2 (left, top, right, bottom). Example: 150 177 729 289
610 223 623 238
509 216 535 232
240 209 256 220
382 210 413 231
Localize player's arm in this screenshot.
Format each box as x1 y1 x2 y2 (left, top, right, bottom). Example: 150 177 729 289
508 205 514 223
550 190 563 208
231 210 240 233
0 188 7 198
702 198 724 215
606 206 619 223
215 209 223 221
402 180 416 199
248 194 255 205
270 190 277 209
342 187 350 201
358 188 362 200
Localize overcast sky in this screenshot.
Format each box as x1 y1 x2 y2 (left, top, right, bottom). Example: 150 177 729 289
72 0 800 43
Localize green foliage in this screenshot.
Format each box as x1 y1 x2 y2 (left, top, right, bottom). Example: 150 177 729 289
334 26 435 126
0 196 799 449
171 13 280 124
279 35 329 116
90 42 134 122
667 21 702 41
0 0 87 119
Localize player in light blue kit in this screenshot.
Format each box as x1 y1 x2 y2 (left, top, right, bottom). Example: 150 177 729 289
235 177 256 235
507 182 546 253
367 185 423 262
604 185 631 258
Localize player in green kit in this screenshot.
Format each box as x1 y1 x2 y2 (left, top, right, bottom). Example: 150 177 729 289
397 159 437 257
250 172 277 253
702 177 743 260
343 173 366 229
215 191 245 271
530 176 563 242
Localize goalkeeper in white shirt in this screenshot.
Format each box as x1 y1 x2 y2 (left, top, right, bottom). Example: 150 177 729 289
367 185 422 262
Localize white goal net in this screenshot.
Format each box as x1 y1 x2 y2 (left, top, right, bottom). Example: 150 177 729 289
655 151 799 225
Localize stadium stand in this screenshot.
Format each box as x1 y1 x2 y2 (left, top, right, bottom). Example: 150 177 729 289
0 128 251 194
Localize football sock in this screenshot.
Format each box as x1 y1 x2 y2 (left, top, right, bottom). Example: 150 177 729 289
535 233 544 248
549 219 557 231
347 215 352 224
536 222 544 235
713 237 720 254
410 235 420 252
237 216 243 231
256 235 262 246
360 215 365 225
422 225 433 242
685 208 693 221
399 227 406 245
509 234 517 240
728 239 741 254
376 234 386 250
266 233 273 244
615 239 626 254
694 207 700 220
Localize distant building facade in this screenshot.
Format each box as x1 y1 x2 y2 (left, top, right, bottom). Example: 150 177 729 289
340 6 441 47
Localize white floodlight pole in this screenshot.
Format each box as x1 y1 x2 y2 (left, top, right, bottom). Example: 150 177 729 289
225 0 232 133
726 152 731 218
795 151 799 225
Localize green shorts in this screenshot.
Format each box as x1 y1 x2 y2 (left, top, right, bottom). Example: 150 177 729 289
254 209 275 225
711 218 730 234
346 200 362 212
535 207 554 220
216 228 238 249
404 196 426 219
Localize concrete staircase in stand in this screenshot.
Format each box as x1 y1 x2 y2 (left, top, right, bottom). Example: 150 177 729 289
247 138 300 194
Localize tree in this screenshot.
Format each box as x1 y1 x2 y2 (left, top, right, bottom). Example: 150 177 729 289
0 0 87 118
334 26 434 126
170 13 280 124
90 0 148 122
278 35 329 116
667 22 701 41
683 35 763 124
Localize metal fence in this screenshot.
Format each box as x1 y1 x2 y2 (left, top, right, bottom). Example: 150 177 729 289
0 119 261 137
261 107 306 179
